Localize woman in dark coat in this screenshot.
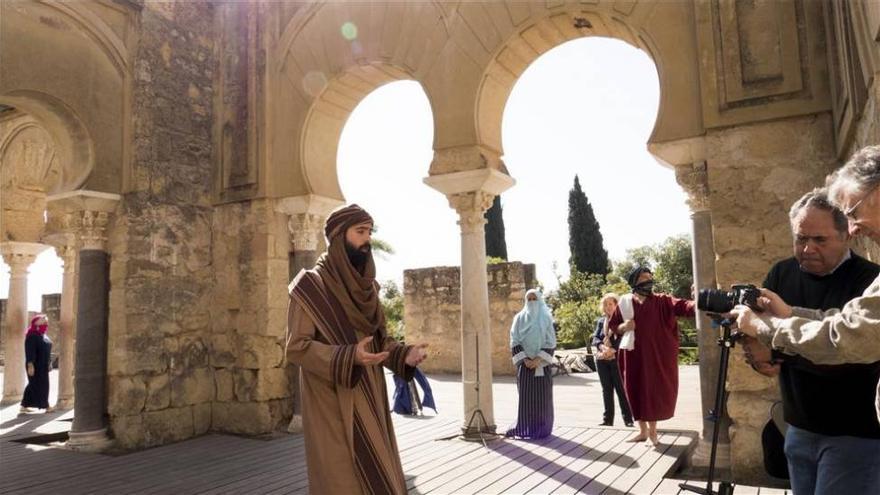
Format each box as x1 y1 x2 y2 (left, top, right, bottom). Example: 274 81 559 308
20 314 53 413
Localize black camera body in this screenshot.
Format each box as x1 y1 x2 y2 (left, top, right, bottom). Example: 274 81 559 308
697 284 761 313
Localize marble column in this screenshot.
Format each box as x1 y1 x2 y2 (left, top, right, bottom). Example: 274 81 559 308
47 191 119 451
0 242 49 405
275 195 342 434
54 241 78 409
425 165 515 437
676 161 731 468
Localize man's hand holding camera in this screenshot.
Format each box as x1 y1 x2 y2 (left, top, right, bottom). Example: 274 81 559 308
727 288 792 338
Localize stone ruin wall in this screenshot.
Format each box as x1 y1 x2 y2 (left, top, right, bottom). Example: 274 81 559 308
403 262 537 377
106 1 219 449
707 113 838 482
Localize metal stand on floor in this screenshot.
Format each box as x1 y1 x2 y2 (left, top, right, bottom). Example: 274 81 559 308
460 332 498 447
680 316 737 495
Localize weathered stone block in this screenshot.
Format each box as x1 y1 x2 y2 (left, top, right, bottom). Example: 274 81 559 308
193 402 212 436
212 401 273 436
107 375 147 416
171 367 214 407
145 373 171 411
111 414 145 451
210 333 237 368
142 407 195 447
238 335 284 369
214 368 234 402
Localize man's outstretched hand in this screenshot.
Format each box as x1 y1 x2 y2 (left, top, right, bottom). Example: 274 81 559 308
405 343 429 367
355 336 389 366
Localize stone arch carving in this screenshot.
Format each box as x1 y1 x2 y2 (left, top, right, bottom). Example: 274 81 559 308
468 3 703 157
0 93 95 194
0 0 136 194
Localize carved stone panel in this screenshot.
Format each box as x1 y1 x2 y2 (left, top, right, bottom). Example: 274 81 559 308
215 1 262 201
825 0 870 156
696 0 831 128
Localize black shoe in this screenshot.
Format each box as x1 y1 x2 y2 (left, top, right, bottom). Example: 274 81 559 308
624 421 635 427
599 421 613 426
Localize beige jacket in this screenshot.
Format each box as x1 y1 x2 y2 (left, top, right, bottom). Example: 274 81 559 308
758 273 880 423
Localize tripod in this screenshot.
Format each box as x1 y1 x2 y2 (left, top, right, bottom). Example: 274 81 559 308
460 331 498 447
680 316 738 495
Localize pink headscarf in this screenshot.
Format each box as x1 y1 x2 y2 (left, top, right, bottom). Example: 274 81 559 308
26 314 49 336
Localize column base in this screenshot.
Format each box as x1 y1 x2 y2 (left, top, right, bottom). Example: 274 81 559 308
688 437 731 469
66 428 112 452
1 394 23 406
287 414 303 434
461 422 499 442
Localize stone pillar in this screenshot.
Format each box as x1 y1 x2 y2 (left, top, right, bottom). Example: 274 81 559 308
54 241 78 409
47 191 119 451
275 194 342 433
425 166 515 436
0 242 49 405
676 161 731 469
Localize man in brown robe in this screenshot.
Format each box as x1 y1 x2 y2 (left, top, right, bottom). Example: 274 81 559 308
286 204 428 495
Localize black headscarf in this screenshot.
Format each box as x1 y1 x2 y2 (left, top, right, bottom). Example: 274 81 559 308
626 265 652 288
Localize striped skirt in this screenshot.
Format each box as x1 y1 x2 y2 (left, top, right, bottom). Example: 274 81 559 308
505 362 554 439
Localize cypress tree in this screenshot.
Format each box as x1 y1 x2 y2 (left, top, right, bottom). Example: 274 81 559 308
568 175 609 276
484 194 508 260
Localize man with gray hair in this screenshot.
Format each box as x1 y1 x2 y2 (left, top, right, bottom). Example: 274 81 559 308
743 188 880 490
733 145 880 494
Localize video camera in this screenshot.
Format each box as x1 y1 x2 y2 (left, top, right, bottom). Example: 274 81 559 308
697 284 762 313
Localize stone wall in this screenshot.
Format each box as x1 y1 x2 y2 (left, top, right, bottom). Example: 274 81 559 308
210 199 293 436
706 113 838 482
107 1 217 450
404 262 537 377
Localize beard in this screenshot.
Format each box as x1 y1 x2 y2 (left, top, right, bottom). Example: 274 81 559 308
345 240 371 272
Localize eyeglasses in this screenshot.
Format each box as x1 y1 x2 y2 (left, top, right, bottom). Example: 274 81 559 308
843 184 878 220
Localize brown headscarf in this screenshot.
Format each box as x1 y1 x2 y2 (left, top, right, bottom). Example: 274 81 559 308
315 204 386 337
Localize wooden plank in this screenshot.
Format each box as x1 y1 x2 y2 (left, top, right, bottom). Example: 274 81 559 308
549 430 647 494
459 432 585 494
601 433 681 495
651 477 684 494
498 428 611 494
476 428 603 494
626 434 693 495
527 430 631 494
589 433 680 495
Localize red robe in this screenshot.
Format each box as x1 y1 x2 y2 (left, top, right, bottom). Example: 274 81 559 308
608 293 695 421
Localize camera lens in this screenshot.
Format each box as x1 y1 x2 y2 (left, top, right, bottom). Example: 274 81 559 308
697 289 735 313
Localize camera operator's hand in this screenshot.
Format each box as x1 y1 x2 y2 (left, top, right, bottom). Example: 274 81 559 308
741 336 781 377
728 305 771 338
757 288 793 318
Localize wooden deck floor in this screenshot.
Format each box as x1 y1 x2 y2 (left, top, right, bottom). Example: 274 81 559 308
1 368 789 494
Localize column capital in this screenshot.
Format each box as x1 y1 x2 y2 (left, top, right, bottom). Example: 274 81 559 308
46 190 121 251
675 161 711 213
274 194 344 251
448 191 495 234
424 168 515 234
0 241 48 274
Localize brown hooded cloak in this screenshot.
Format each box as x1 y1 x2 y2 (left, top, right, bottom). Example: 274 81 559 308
286 204 413 495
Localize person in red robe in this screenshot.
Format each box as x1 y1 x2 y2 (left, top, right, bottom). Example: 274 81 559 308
608 265 695 445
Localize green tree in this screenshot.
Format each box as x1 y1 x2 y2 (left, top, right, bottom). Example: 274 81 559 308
380 280 405 341
610 233 692 298
484 195 508 260
568 175 609 276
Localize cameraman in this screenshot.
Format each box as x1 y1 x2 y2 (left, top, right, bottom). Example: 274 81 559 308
744 189 880 492
732 145 880 494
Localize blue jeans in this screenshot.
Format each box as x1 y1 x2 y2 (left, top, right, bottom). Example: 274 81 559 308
784 425 880 495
